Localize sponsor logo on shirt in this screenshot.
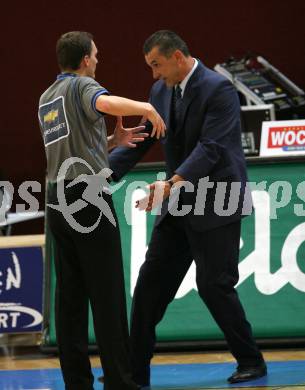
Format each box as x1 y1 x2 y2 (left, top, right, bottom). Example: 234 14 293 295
43 109 59 123
38 96 70 146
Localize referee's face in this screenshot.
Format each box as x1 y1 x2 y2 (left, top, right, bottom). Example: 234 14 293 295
86 41 98 78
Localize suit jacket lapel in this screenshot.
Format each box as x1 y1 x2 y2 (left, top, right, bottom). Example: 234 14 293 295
174 61 205 136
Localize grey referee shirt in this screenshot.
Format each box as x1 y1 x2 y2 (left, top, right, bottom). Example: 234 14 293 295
38 73 110 183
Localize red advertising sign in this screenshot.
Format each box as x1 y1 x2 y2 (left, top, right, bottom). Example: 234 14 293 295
268 126 305 149
260 120 305 156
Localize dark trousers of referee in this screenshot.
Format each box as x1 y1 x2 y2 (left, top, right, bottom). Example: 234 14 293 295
47 182 138 390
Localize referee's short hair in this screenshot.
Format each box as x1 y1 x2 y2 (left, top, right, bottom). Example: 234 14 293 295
56 31 93 71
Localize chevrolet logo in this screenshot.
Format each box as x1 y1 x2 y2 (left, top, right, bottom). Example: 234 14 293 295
44 109 59 123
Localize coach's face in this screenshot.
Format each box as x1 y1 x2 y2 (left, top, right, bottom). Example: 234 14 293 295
145 46 182 87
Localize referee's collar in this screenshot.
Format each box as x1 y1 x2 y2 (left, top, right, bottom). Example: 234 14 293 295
57 73 78 80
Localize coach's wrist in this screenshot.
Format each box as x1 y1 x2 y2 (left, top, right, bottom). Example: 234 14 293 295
166 178 175 188
165 174 185 189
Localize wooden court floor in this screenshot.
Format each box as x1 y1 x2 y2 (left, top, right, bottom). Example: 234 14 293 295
1 345 305 390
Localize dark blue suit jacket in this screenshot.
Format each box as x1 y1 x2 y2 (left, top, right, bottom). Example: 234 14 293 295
109 61 252 232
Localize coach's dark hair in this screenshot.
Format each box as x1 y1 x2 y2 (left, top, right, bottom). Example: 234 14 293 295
56 31 93 70
143 30 190 58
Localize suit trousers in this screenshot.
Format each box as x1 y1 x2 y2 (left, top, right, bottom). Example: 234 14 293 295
130 214 264 386
47 182 137 390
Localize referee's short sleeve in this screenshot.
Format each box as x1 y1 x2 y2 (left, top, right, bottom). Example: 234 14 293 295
78 77 110 122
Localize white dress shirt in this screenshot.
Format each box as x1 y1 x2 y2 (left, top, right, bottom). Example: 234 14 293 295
178 58 198 97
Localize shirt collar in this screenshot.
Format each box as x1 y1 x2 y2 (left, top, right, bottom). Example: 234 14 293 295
56 72 78 80
177 58 198 97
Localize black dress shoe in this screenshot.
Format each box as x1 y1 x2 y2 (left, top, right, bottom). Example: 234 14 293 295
98 376 104 383
227 363 267 383
98 375 150 389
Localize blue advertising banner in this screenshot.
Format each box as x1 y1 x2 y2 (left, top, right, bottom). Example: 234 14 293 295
0 247 43 333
